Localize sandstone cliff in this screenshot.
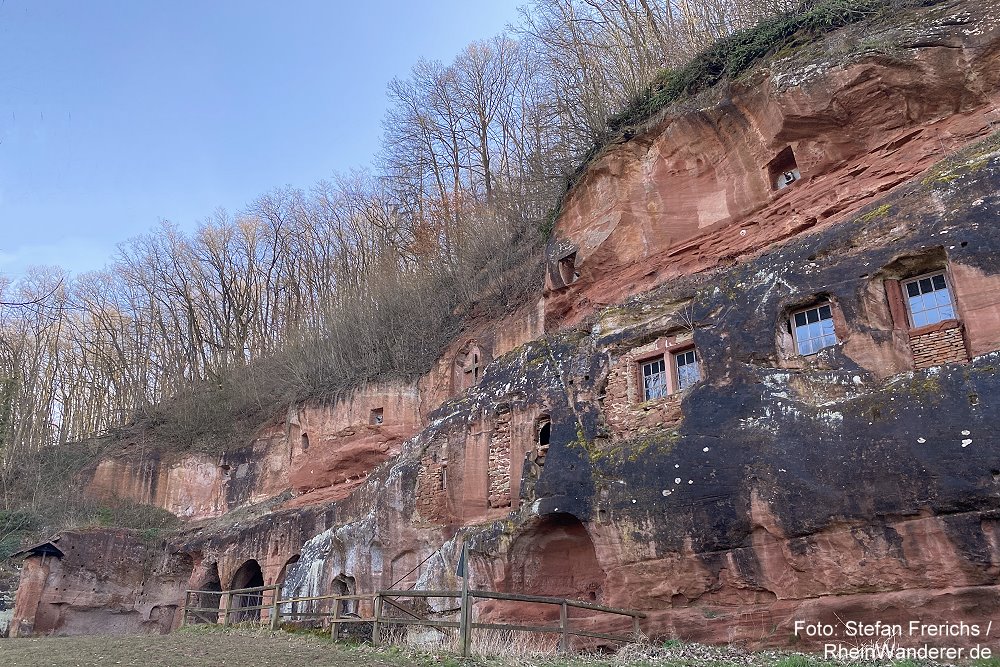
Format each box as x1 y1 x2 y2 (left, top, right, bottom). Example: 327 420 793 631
10 0 1000 650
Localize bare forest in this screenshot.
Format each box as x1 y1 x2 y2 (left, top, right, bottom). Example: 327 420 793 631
1 0 873 542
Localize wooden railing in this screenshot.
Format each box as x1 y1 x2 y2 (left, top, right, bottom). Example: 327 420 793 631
183 584 645 656
373 588 645 656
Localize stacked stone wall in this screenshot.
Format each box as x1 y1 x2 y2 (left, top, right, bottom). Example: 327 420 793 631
910 323 968 369
488 410 512 508
415 457 448 524
603 341 685 439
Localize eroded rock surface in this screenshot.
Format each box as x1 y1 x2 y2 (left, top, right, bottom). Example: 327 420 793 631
13 0 1000 649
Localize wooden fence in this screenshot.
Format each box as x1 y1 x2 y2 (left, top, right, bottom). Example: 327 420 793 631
181 585 645 656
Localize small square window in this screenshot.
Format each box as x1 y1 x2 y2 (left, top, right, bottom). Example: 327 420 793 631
791 303 837 355
903 271 955 328
370 408 384 425
673 349 700 391
640 358 667 401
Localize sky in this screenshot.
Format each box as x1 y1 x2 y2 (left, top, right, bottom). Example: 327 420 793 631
0 0 522 280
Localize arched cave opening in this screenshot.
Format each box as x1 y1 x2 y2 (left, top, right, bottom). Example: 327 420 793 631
230 559 265 623
191 563 222 624
508 513 605 602
276 554 300 588
276 554 301 616
537 417 550 448
330 573 357 615
558 252 579 286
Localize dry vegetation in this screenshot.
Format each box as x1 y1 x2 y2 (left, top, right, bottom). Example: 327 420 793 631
0 0 931 545
4 628 990 667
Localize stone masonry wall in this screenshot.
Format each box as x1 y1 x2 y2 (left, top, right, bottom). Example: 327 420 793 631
415 456 448 524
602 337 686 440
488 410 513 509
910 323 968 369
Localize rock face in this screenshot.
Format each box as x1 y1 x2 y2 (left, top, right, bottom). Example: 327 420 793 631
9 531 189 637
543 0 1000 329
12 0 1000 650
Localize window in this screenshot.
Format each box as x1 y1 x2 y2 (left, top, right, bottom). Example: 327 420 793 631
641 358 667 401
673 349 700 390
370 408 384 425
767 146 801 191
904 271 955 328
791 303 837 355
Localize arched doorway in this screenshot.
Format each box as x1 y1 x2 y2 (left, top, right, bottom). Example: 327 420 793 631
229 559 265 623
191 563 222 624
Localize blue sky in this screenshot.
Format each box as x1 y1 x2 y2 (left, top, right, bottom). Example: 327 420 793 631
0 0 522 280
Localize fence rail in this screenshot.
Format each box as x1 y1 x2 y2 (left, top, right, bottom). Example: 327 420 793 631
182 583 644 656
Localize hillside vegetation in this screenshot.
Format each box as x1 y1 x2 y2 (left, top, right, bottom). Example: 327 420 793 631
0 0 933 546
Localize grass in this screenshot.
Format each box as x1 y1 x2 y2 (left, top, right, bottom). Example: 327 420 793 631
3 628 987 667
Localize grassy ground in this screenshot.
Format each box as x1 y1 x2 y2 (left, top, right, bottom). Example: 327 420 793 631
3 628 1000 667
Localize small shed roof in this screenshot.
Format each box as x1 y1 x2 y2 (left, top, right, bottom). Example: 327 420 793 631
10 538 64 560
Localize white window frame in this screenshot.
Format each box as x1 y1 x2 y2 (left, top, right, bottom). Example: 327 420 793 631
902 271 956 329
640 357 667 401
790 302 838 356
672 347 700 391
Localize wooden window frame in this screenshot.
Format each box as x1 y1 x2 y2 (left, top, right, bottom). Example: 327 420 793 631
633 338 701 402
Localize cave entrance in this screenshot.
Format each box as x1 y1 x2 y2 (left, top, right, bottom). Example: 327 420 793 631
536 415 551 466
276 554 301 616
276 554 300 589
508 513 605 602
230 559 265 623
192 563 222 624
558 252 579 287
767 146 801 190
331 573 357 615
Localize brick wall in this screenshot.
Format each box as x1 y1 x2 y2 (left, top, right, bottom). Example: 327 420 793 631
603 339 686 439
909 322 968 369
488 410 512 508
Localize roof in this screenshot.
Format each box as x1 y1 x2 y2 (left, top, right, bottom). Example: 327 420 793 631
9 537 64 560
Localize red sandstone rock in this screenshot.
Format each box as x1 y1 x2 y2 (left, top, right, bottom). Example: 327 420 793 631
15 1 1000 651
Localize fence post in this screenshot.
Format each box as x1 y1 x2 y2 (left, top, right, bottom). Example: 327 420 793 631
632 614 640 639
459 543 471 658
331 596 341 640
559 601 568 653
180 591 189 628
372 594 383 646
223 591 234 627
270 587 281 631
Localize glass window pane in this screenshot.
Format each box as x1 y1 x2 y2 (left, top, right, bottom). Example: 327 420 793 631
919 277 933 293
794 312 806 327
906 282 920 298
939 304 955 320
934 289 952 307
912 310 928 328
932 274 947 291
806 309 819 324
819 304 832 319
